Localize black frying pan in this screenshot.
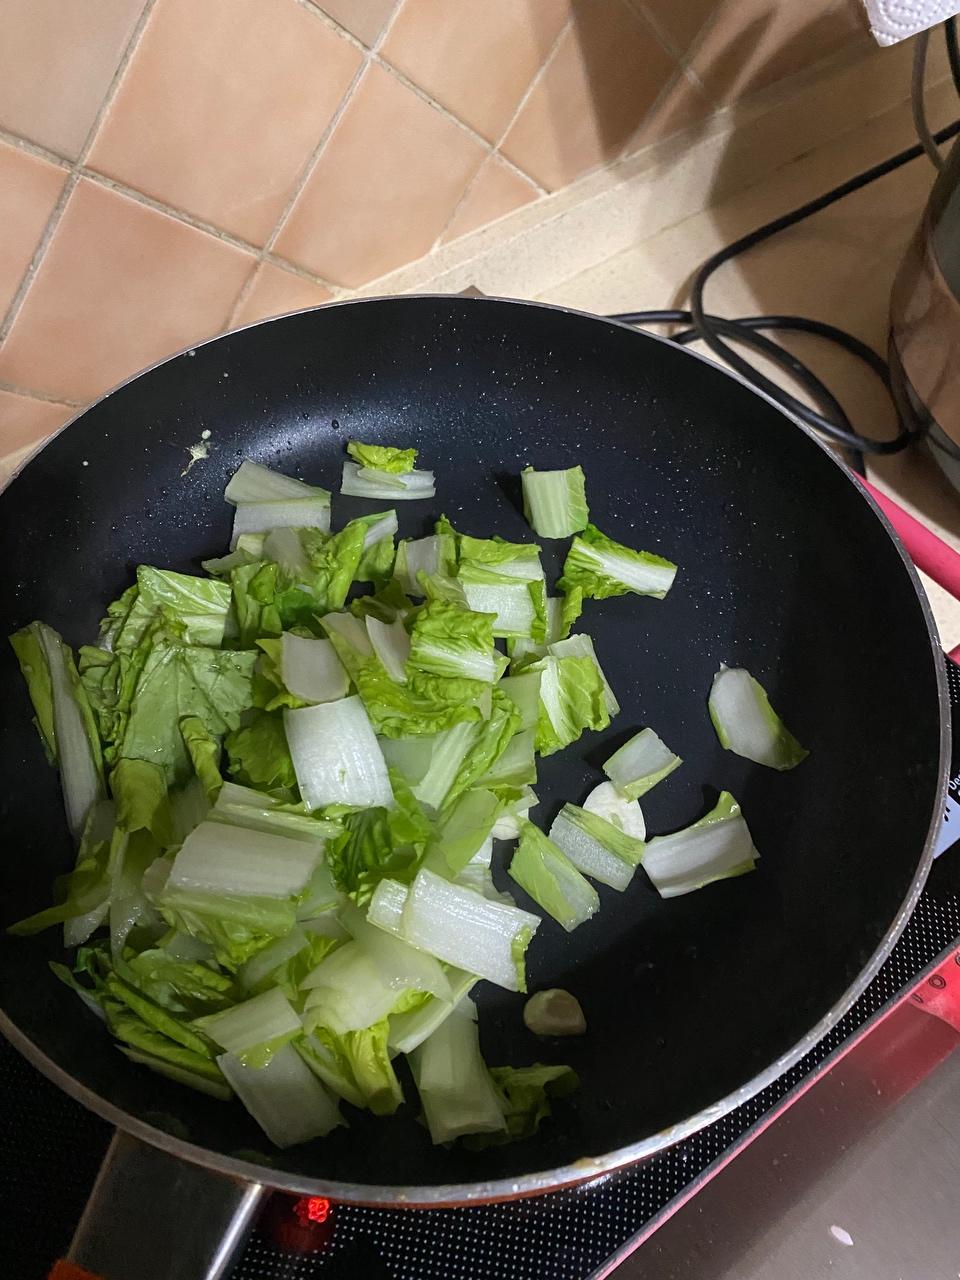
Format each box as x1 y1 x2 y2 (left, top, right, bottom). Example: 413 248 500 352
0 297 947 1245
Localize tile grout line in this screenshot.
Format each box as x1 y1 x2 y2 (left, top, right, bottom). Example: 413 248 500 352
0 378 84 408
0 120 345 296
627 2 710 94
293 0 368 54
291 0 546 184
0 0 159 347
628 0 687 62
485 15 573 196
260 252 342 291
495 151 549 195
87 171 344 293
615 0 715 159
370 53 499 158
0 130 72 172
304 0 551 199
430 15 573 252
231 0 408 315
89 170 270 255
0 172 80 348
225 62 380 323
75 0 157 166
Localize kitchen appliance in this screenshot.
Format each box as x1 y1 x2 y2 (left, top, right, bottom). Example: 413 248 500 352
0 296 948 1276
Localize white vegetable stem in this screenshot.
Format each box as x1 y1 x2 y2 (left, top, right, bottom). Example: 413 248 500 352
280 633 349 703
387 869 540 992
366 617 411 683
210 782 340 843
521 465 588 539
643 792 758 898
230 497 330 548
320 610 373 655
39 625 103 843
578 539 676 596
367 878 409 934
548 804 643 891
202 988 302 1055
708 665 808 770
169 820 324 898
603 727 681 798
362 510 399 549
413 720 478 810
583 781 646 840
394 536 444 596
284 695 394 810
341 460 436 499
408 1002 506 1144
461 580 537 638
340 902 451 999
217 1043 341 1147
224 460 324 505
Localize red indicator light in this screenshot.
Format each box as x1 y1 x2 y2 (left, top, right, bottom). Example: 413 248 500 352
294 1196 331 1226
263 1192 337 1252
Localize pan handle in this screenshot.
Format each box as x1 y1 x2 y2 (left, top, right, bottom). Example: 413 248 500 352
861 478 960 603
60 1130 267 1280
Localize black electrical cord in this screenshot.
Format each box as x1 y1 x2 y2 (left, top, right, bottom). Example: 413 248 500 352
608 60 960 477
947 17 960 99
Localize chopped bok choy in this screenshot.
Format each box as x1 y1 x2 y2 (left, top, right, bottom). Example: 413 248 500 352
224 462 333 548
369 869 541 992
218 1042 342 1146
548 803 644 891
347 441 418 473
279 633 349 704
508 821 599 932
341 461 436 500
643 792 757 898
12 440 803 1156
11 621 105 842
284 695 394 810
583 781 646 840
708 665 807 770
558 524 677 600
520 465 589 538
408 1002 507 1144
603 727 681 798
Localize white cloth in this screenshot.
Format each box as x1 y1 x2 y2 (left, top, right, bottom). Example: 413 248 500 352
863 0 960 46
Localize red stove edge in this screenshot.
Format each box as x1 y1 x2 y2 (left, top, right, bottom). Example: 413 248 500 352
591 941 960 1279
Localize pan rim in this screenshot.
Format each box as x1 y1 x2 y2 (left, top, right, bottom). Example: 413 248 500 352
0 292 950 1206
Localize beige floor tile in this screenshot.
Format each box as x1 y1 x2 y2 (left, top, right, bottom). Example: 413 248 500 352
312 0 397 46
382 0 570 144
0 179 254 401
0 141 68 318
275 64 486 286
232 263 334 327
0 0 144 159
0 389 74 459
500 0 677 190
441 158 540 244
88 0 362 245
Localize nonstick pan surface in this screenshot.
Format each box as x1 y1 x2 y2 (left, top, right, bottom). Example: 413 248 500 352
0 296 946 1201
